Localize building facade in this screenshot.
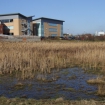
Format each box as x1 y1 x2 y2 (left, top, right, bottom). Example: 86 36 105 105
0 13 64 37
0 13 33 35
33 17 64 37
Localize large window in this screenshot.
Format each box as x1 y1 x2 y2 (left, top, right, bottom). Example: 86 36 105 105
61 25 63 36
1 19 13 23
49 28 57 32
4 26 14 30
49 23 57 26
51 34 57 37
41 23 44 36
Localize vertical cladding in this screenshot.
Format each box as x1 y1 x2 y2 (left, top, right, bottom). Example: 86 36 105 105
0 24 3 34
41 20 44 36
61 24 63 37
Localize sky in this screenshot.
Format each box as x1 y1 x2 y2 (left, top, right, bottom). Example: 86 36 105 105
0 0 105 35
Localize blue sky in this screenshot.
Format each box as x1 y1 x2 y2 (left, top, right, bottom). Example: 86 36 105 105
0 0 105 35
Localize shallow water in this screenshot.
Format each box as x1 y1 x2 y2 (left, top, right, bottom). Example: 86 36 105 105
0 68 104 100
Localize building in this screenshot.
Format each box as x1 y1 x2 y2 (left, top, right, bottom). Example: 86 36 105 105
63 33 72 37
0 13 64 37
0 13 34 35
33 17 64 37
95 31 105 36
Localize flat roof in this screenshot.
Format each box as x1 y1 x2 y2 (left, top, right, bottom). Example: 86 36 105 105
0 13 34 18
33 17 65 22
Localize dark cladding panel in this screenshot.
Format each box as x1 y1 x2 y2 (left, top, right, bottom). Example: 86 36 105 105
42 19 63 25
0 24 3 34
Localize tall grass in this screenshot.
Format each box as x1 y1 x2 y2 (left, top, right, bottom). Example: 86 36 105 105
0 96 105 105
0 41 105 78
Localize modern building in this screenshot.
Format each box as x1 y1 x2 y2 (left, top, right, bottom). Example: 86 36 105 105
0 13 34 35
33 17 64 37
0 13 64 37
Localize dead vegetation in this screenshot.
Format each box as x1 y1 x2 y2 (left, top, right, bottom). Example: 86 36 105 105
87 77 105 84
87 77 105 96
0 96 105 105
0 41 105 79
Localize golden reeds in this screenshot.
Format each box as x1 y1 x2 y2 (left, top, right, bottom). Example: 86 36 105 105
0 41 105 79
87 77 105 84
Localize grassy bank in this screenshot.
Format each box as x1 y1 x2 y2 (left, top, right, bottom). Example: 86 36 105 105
0 97 105 105
0 41 105 79
87 77 105 96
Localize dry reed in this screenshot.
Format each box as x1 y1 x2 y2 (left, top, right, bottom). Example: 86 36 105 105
87 77 105 96
87 77 105 84
0 41 105 79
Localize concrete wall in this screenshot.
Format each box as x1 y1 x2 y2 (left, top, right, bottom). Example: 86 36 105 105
0 35 41 42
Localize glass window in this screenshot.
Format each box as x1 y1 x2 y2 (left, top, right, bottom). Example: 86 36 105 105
10 19 13 22
61 25 63 37
2 19 9 23
41 23 44 36
51 34 57 37
1 19 13 23
9 26 14 29
49 28 57 32
4 26 14 30
49 23 57 26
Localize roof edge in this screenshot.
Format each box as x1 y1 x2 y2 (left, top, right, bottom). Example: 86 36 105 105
33 17 65 22
0 13 34 18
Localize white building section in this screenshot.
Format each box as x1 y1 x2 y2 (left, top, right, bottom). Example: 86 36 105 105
95 31 105 36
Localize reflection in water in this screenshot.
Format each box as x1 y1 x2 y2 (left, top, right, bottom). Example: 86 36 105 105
0 68 104 100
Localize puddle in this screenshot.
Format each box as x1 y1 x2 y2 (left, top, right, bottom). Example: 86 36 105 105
0 68 104 100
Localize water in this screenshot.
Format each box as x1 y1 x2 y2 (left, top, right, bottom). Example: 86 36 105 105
0 68 104 100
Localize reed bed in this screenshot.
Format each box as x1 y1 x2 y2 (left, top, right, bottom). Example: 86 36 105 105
1 96 105 105
0 41 105 79
87 77 105 96
87 77 105 84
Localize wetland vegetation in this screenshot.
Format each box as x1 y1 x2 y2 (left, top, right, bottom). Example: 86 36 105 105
0 41 105 76
0 41 105 104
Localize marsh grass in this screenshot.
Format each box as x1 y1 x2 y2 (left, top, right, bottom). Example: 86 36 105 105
87 77 105 96
0 97 105 105
0 41 105 79
87 77 105 84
